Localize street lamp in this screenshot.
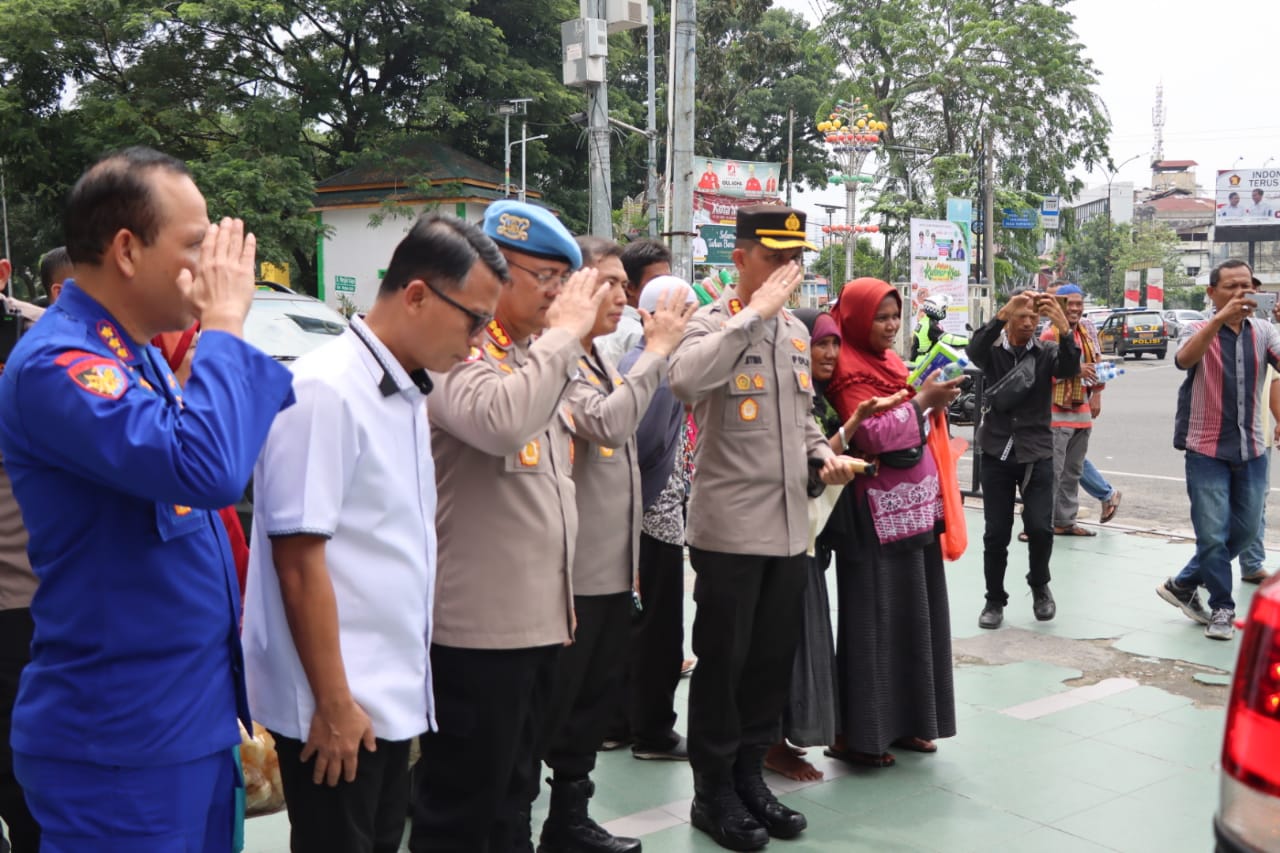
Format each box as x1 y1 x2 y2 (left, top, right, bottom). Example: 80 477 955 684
816 203 842 287
1103 153 1142 307
817 101 886 278
495 98 532 197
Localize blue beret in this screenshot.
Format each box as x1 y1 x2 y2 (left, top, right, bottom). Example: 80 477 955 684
1055 283 1083 296
483 201 582 270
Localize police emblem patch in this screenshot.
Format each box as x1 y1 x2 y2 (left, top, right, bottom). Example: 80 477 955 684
752 373 766 390
728 298 744 316
734 373 751 391
792 338 807 352
519 440 541 467
496 213 531 242
599 447 615 458
68 358 128 400
739 398 759 422
785 213 801 232
798 371 811 390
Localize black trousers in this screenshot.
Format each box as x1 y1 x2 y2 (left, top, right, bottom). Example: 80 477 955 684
540 593 632 781
410 643 559 853
0 608 37 853
979 453 1054 606
271 733 411 853
686 548 808 782
628 533 685 747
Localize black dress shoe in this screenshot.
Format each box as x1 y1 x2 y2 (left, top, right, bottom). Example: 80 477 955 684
735 774 806 839
690 790 769 852
1031 584 1056 621
978 603 1003 629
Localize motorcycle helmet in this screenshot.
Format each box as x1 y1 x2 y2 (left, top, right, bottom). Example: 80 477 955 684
923 294 949 322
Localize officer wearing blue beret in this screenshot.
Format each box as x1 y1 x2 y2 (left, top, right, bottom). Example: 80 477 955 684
410 200 611 851
0 147 295 852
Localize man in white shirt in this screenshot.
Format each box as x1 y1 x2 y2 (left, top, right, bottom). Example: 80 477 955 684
1248 189 1275 220
1221 191 1246 218
243 214 506 853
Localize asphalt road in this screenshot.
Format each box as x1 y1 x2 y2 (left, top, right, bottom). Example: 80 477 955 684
952 339 1280 548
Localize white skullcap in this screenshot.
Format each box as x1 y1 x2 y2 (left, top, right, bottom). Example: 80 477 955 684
638 275 696 313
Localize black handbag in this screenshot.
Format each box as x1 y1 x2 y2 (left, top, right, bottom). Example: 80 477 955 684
981 352 1037 413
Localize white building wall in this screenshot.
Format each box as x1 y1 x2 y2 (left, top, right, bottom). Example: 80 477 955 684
317 201 489 313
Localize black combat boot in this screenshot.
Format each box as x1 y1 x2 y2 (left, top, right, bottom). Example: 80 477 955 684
537 776 641 853
733 747 807 840
690 772 770 851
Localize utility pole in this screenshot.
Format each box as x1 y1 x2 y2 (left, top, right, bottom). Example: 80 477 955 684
584 0 612 237
668 0 697 281
0 160 9 263
786 108 795 206
983 130 995 287
817 203 841 285
646 7 659 237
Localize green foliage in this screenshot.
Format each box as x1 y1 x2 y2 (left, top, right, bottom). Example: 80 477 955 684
1064 215 1188 306
812 237 883 286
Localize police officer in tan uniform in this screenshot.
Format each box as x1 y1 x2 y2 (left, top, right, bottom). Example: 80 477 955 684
531 237 694 853
669 206 862 851
410 202 607 853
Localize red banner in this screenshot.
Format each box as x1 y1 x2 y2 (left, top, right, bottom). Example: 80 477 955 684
693 191 782 225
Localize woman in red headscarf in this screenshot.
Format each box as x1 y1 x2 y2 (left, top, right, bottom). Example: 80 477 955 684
820 278 960 768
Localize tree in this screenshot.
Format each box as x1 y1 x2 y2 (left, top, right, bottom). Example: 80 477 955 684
818 0 1110 283
812 236 882 287
1065 216 1188 306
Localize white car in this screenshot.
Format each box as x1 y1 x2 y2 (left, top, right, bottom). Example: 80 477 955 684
1163 309 1207 340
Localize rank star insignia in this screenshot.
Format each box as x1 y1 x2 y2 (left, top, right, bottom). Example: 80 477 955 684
486 319 512 348
798 372 810 390
792 338 807 352
738 398 759 422
484 341 508 360
752 374 766 390
735 373 751 391
728 298 743 316
96 321 132 361
599 447 615 458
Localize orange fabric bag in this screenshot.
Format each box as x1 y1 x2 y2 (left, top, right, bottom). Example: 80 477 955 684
928 408 968 561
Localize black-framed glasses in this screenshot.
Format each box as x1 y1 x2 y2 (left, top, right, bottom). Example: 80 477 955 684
507 259 572 289
426 282 492 336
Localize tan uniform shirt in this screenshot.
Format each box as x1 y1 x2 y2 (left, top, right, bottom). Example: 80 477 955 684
428 322 583 649
0 298 43 611
669 290 832 557
564 348 665 596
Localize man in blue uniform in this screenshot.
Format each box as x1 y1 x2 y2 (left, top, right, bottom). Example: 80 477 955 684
0 146 295 852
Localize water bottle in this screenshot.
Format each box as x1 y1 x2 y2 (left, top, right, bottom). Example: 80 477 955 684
1095 362 1125 383
938 358 968 381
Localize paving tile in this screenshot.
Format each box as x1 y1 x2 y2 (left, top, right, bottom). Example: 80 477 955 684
1032 737 1184 795
847 785 1042 853
1008 825 1123 852
1157 702 1227 736
1097 684 1193 715
1025 698 1148 737
1127 767 1221 807
1092 716 1224 770
1052 791 1216 853
1112 629 1241 673
941 767 1116 824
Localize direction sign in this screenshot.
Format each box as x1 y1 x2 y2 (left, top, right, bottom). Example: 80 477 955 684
334 275 356 293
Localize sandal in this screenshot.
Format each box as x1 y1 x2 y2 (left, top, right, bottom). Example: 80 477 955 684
1100 491 1122 524
1054 525 1096 537
891 736 938 753
823 746 895 767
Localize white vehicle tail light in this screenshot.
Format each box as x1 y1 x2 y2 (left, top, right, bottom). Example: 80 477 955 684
1219 576 1280 850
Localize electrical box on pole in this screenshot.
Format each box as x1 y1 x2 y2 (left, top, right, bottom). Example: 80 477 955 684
604 0 649 33
561 18 607 87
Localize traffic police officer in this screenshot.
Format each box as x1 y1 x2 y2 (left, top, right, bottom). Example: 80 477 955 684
532 236 693 853
668 205 860 851
411 201 607 852
0 147 295 850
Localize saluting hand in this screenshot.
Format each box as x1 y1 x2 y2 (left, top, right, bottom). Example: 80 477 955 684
747 261 804 320
301 695 376 786
180 217 256 337
547 268 606 339
641 288 698 357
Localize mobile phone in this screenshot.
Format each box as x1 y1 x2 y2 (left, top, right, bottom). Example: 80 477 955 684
1251 290 1277 318
1055 296 1070 312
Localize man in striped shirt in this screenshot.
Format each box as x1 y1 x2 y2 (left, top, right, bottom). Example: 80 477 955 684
1158 260 1280 640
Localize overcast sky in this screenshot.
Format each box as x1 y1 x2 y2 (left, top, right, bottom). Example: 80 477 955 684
779 0 1276 216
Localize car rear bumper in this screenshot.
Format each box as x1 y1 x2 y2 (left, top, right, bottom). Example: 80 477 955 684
1215 815 1259 853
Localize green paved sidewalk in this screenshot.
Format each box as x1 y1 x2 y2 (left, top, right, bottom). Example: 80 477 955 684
247 508 1247 852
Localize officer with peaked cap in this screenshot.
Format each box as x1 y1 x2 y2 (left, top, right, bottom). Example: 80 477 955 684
410 200 608 852
669 204 863 851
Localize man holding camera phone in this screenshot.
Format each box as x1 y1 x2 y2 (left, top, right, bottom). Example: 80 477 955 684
967 291 1080 630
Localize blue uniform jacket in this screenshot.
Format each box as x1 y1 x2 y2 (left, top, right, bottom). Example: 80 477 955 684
0 282 294 767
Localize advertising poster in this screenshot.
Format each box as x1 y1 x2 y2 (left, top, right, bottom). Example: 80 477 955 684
1146 267 1164 312
694 224 735 265
692 191 781 225
1215 168 1280 226
908 217 969 335
694 157 782 198
1123 270 1141 308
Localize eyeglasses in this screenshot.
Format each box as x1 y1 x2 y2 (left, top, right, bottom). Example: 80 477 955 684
426 281 492 336
507 259 572 289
